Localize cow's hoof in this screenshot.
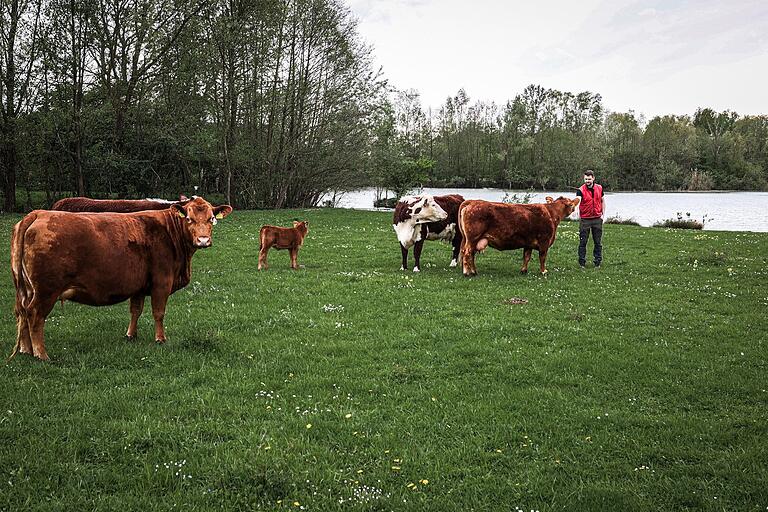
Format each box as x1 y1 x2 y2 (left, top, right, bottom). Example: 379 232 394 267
520 269 528 274
125 335 137 342
155 339 166 345
413 267 420 273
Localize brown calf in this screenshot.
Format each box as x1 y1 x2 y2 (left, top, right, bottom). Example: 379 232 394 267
11 197 232 360
51 195 189 213
459 196 580 276
258 221 309 270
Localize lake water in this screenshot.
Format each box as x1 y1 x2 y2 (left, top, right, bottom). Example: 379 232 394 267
324 188 768 233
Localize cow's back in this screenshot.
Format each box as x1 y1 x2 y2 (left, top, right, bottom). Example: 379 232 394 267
52 197 172 213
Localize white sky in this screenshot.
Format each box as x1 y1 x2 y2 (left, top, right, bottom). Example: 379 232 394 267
347 0 768 119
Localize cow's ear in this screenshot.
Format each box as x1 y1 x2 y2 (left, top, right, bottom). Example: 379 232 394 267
545 196 554 203
214 205 233 220
172 203 187 218
179 194 189 202
572 198 581 206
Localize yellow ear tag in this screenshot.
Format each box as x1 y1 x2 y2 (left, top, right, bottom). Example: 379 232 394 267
215 213 224 219
176 210 186 218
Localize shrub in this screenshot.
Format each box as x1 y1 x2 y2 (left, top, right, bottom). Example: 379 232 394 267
653 212 710 230
501 190 534 204
687 170 714 191
373 197 398 208
606 216 640 226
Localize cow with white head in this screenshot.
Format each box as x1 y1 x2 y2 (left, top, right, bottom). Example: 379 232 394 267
392 194 465 272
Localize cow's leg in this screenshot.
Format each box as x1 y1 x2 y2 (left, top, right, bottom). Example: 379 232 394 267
27 298 57 361
521 248 533 274
461 241 476 277
412 240 424 272
126 295 145 340
258 247 269 270
400 244 408 271
289 247 299 269
539 248 549 275
14 307 33 356
450 233 462 268
150 285 172 344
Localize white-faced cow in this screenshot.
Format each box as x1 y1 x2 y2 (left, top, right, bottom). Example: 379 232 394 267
392 194 464 272
458 196 580 277
10 197 233 360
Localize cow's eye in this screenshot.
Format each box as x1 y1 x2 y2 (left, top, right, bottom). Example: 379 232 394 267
414 207 422 214
210 216 217 225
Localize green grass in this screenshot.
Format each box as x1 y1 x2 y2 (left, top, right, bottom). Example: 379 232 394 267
1 208 767 511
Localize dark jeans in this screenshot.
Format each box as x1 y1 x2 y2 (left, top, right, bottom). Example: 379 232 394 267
579 218 603 266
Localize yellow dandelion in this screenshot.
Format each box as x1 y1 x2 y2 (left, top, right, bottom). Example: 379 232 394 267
345 413 352 419
495 449 502 453
406 483 415 488
419 479 429 485
293 501 300 507
305 423 312 429
384 449 390 454
391 466 401 471
356 469 363 474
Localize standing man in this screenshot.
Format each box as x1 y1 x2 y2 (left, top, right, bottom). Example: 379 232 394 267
576 170 605 268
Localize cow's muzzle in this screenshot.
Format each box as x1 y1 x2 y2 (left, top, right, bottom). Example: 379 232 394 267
195 237 211 248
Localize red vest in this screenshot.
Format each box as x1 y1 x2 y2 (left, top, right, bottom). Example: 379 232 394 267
578 184 603 218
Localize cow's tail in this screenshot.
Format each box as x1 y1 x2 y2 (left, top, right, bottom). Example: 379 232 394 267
258 225 267 250
458 202 470 240
8 213 37 361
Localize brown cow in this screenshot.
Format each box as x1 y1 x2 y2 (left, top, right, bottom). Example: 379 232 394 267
459 196 580 276
10 196 233 360
258 221 309 270
51 195 189 213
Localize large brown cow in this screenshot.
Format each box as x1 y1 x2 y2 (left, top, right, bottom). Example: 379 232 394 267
10 196 233 360
393 194 464 272
459 196 580 276
258 221 309 270
51 195 189 213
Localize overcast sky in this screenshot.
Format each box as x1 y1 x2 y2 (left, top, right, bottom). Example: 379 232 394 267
347 0 768 119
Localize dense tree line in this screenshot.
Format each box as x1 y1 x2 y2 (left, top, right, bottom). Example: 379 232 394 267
1 0 385 211
2 1 767 212
376 86 768 195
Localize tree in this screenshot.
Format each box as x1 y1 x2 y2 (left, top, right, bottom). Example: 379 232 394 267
1 0 43 211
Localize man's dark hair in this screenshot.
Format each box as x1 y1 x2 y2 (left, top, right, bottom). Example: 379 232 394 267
584 170 595 177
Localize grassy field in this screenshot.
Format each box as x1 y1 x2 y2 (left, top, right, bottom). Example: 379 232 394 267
1 207 767 511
